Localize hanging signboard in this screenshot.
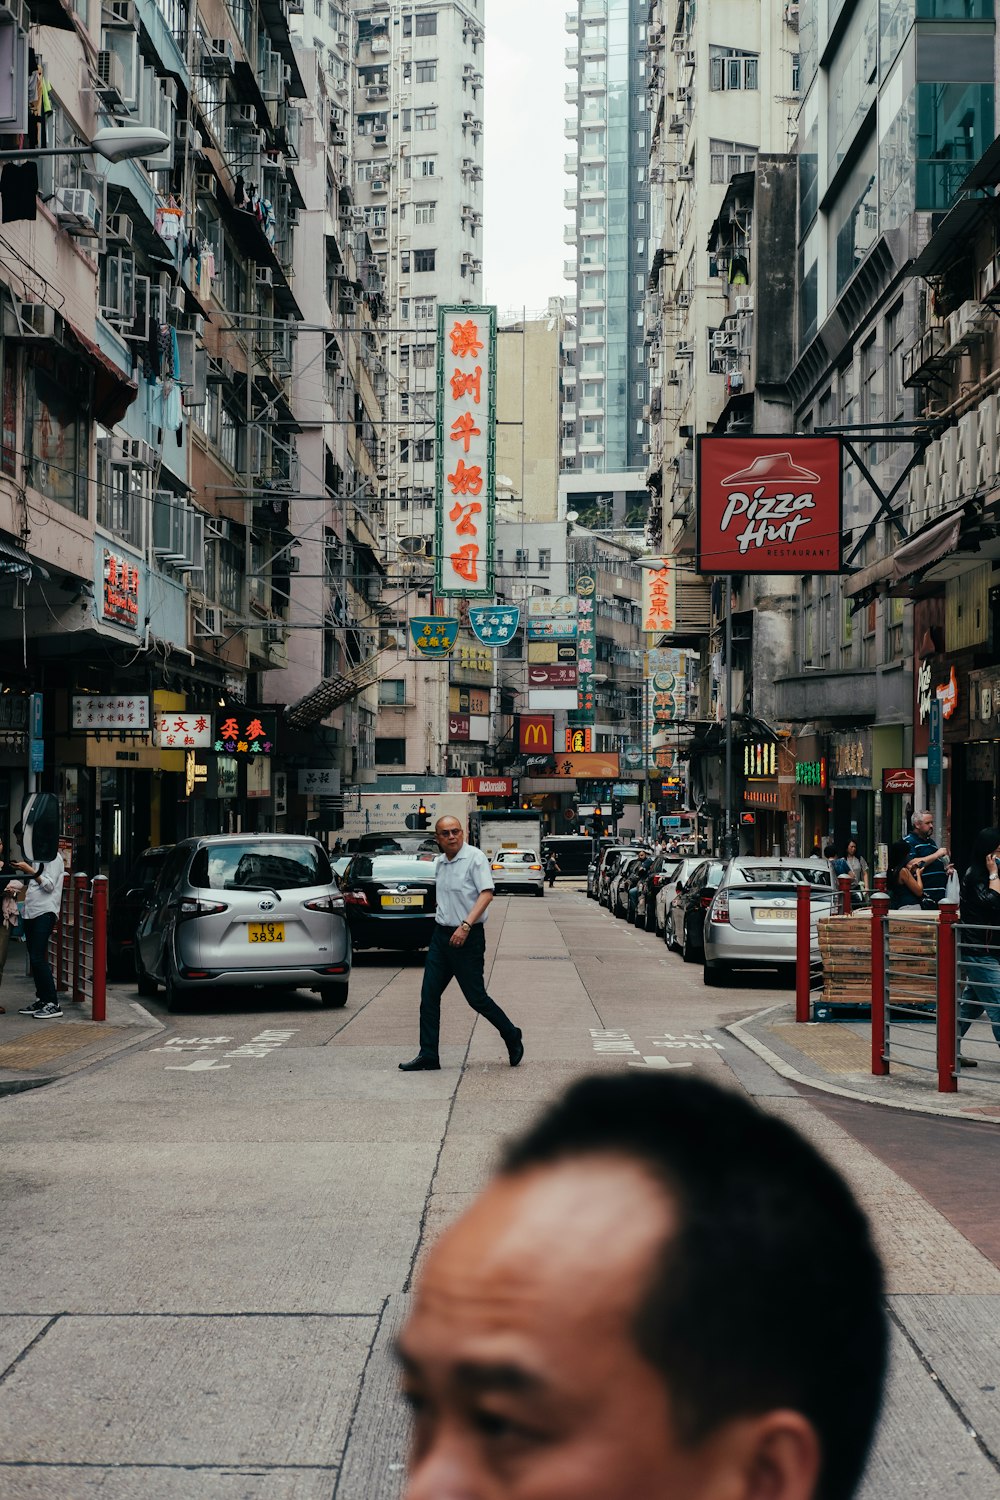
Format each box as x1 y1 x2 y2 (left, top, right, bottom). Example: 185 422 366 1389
641 559 676 634
696 437 843 575
72 695 152 731
518 715 554 753
213 710 276 756
435 305 496 598
101 550 141 631
410 616 460 658
156 712 213 750
575 574 596 721
467 605 520 646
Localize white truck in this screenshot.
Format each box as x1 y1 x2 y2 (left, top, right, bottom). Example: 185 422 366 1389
342 791 475 844
476 811 544 862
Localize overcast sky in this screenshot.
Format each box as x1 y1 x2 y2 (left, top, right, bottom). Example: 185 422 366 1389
483 0 568 318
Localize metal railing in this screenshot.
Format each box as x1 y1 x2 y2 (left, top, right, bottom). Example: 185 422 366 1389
47 874 108 1022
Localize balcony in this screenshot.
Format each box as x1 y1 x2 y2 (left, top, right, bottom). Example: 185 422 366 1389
563 257 577 279
565 45 579 67
566 9 578 32
564 152 578 173
580 71 607 93
564 188 578 209
564 115 577 138
775 670 877 723
565 80 578 103
563 223 578 244
561 401 577 421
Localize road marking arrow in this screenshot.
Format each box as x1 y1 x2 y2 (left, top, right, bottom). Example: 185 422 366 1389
628 1055 694 1071
164 1059 232 1072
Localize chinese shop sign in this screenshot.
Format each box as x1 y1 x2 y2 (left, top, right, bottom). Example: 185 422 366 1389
436 306 496 598
566 728 593 752
156 712 213 750
410 617 459 658
795 759 827 789
72 695 152 731
467 605 520 646
213 711 276 756
641 559 675 634
575 573 596 722
743 741 777 778
697 438 842 574
102 551 141 630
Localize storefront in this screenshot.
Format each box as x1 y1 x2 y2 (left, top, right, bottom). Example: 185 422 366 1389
739 739 794 856
791 733 829 858
828 729 873 862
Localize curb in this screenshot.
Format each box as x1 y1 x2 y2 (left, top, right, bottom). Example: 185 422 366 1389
726 1006 1000 1126
0 988 165 1099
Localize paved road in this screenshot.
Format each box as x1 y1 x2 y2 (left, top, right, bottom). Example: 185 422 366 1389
1 889 999 1498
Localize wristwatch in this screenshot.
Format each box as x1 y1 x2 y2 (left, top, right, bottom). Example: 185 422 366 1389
460 919 471 931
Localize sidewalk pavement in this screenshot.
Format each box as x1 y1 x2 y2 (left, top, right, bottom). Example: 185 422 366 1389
0 959 163 1097
732 1001 1000 1124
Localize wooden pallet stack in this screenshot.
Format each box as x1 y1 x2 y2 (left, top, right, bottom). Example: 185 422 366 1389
818 912 872 1007
886 909 938 1009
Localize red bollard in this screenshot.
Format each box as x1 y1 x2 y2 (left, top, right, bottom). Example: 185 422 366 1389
838 872 853 916
870 891 889 1076
795 880 812 1023
937 901 959 1093
873 871 887 893
91 876 107 1023
72 872 87 1006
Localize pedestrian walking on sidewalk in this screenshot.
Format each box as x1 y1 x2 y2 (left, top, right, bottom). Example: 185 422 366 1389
544 852 560 888
957 826 1000 1068
14 847 65 1020
887 838 924 910
844 837 869 891
398 1073 887 1500
0 833 25 1013
905 809 953 907
399 816 522 1072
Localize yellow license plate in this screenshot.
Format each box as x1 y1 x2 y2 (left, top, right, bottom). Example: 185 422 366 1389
381 893 424 908
247 922 285 942
754 908 792 922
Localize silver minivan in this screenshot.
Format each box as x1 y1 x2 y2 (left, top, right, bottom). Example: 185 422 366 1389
134 835 351 1010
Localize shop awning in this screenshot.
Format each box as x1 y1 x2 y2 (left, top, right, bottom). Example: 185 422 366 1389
844 506 967 597
0 534 48 581
62 322 138 427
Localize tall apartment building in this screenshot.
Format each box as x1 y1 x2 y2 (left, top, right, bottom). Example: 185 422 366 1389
563 0 650 480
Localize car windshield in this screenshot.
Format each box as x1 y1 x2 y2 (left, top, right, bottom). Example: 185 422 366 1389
496 851 537 863
190 842 333 892
351 856 436 880
732 865 832 885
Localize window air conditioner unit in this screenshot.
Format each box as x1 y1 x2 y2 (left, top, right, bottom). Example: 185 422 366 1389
102 0 136 25
106 213 133 244
255 265 273 286
117 436 156 468
677 164 693 181
712 332 738 352
205 516 230 540
676 340 693 357
735 293 754 313
371 177 386 192
193 606 223 638
206 37 236 74
175 119 201 152
676 86 688 103
261 621 286 648
234 103 256 126
669 113 685 133
54 188 101 237
350 206 365 224
667 369 680 385
16 302 58 339
195 169 215 195
96 50 127 112
676 290 691 307
685 50 696 67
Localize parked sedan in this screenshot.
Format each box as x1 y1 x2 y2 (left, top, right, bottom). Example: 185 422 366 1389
490 848 544 896
609 849 644 918
702 857 834 984
658 857 707 947
634 855 681 933
668 859 728 962
597 845 634 907
340 853 438 951
134 835 351 1010
108 845 173 979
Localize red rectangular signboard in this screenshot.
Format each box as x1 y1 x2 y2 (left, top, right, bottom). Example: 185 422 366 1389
882 767 915 795
697 436 842 575
527 663 578 688
518 714 554 754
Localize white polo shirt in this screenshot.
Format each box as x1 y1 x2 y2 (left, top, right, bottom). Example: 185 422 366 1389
434 841 494 927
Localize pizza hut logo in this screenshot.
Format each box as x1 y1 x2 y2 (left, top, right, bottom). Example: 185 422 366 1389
882 768 915 795
718 452 821 555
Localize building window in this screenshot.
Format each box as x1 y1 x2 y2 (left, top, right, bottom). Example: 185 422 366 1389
415 59 437 82
538 548 551 570
416 11 436 34
414 106 437 131
709 48 759 91
709 139 756 184
791 52 800 94
378 679 407 705
375 736 407 765
413 296 436 320
414 248 436 272
25 351 88 516
414 200 436 224
885 299 904 421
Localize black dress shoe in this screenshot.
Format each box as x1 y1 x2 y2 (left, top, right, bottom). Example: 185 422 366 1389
399 1054 441 1072
507 1029 524 1068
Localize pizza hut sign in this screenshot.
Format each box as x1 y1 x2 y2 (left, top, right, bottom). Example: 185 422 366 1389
697 437 843 575
882 768 916 795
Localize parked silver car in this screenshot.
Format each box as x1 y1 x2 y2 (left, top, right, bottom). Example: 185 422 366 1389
135 835 351 1010
701 856 834 985
490 847 545 895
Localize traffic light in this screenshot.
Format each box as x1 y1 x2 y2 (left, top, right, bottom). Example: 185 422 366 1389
416 802 428 830
521 800 530 810
612 797 624 819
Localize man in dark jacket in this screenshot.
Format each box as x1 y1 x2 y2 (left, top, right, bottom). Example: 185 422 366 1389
905 810 952 906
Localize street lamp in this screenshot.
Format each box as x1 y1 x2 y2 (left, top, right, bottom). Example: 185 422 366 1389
0 126 171 164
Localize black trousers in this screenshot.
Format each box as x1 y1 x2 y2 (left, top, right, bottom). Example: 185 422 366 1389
419 923 517 1058
24 912 57 1007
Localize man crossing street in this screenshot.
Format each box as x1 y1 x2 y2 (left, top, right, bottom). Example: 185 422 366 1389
399 816 523 1072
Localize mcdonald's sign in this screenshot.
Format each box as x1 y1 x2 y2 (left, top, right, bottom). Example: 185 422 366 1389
519 715 554 753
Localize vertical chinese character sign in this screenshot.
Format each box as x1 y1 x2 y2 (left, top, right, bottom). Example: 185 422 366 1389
436 305 496 598
641 559 675 634
575 574 596 724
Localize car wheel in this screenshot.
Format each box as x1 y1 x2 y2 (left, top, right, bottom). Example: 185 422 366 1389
682 922 697 963
664 919 675 949
135 952 158 999
319 982 349 1008
535 886 544 897
703 961 730 986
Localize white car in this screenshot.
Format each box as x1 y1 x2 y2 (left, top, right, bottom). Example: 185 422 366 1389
490 848 544 896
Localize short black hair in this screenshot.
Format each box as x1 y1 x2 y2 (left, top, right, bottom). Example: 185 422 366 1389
502 1074 886 1500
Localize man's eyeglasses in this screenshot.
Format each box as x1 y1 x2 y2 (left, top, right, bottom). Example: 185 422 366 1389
438 829 462 838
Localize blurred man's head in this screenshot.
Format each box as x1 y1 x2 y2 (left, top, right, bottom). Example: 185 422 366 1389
399 1074 886 1500
913 810 934 836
